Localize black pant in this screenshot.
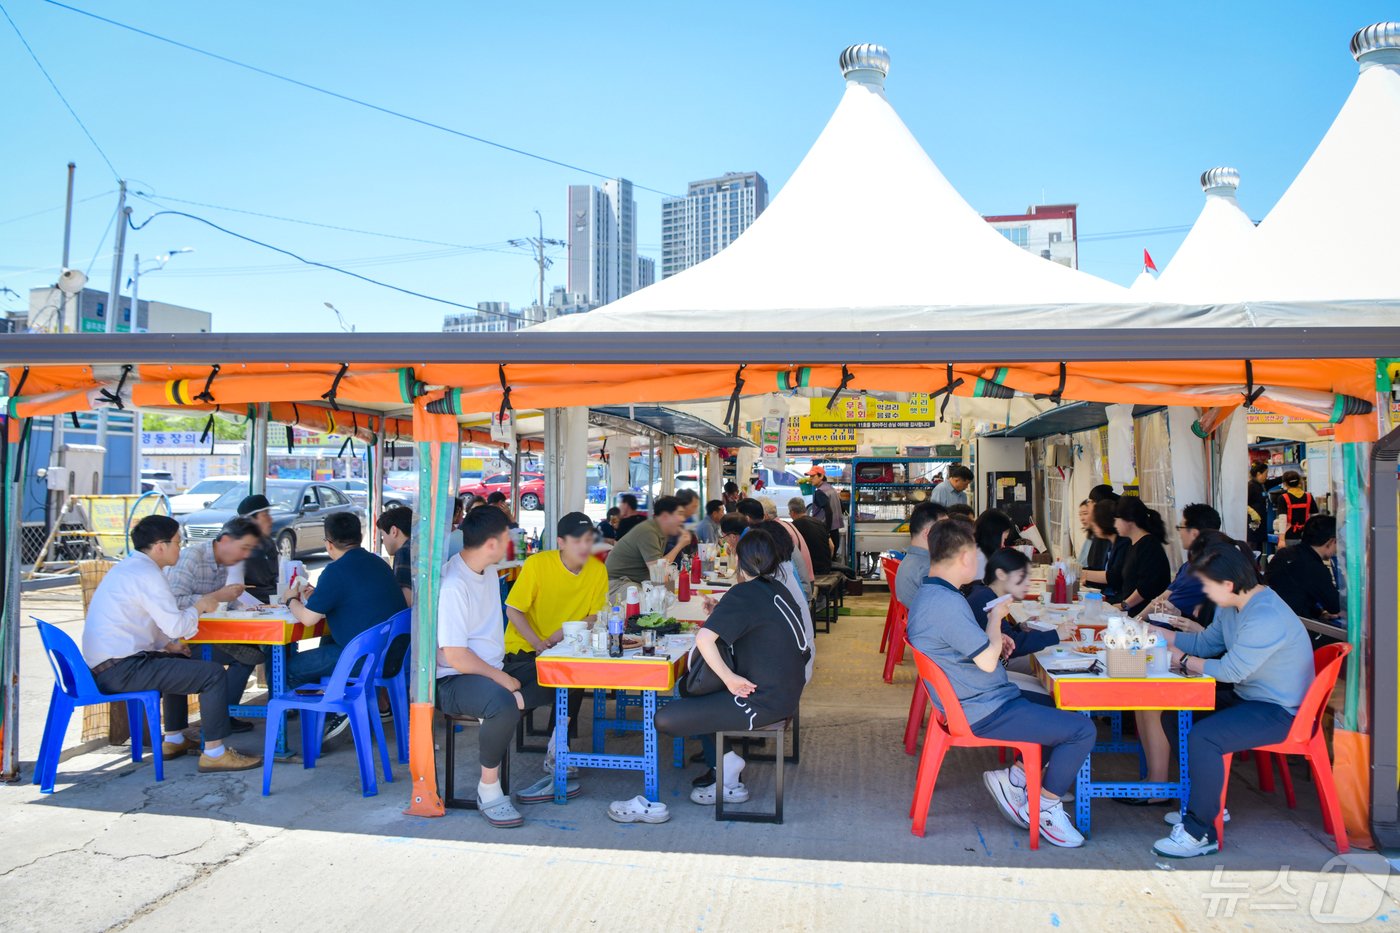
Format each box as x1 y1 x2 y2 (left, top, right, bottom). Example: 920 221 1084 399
504 650 583 738
654 692 792 767
436 659 553 770
1183 698 1294 842
829 530 842 557
94 652 232 743
164 646 256 731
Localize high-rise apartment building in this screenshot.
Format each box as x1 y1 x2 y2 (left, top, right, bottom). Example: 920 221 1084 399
637 256 656 290
567 179 638 306
983 204 1079 268
443 301 526 334
660 172 768 278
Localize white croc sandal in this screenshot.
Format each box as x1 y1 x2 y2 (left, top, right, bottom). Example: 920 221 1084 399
607 795 671 824
689 782 750 806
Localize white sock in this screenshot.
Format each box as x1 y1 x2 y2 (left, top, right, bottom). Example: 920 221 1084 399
165 732 185 743
478 780 504 805
204 745 226 759
1039 794 1060 810
722 751 745 787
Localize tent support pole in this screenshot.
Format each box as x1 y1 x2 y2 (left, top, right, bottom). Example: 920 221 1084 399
542 409 561 549
1369 427 1400 846
250 403 268 498
369 419 385 550
1 416 27 782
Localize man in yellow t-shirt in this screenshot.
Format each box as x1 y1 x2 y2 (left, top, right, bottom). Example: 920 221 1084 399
504 512 608 739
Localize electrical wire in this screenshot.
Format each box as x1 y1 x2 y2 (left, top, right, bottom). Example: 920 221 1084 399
127 208 520 319
83 202 118 276
41 0 678 197
0 1 118 179
0 189 114 227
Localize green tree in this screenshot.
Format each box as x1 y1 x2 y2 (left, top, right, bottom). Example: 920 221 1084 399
142 412 248 441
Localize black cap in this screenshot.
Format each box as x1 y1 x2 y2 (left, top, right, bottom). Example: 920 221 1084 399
557 511 596 540
238 494 272 517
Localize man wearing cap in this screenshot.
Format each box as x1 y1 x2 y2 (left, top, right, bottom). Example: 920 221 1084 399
805 467 845 557
227 494 280 604
504 511 608 747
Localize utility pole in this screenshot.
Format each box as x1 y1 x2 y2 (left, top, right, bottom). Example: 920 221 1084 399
95 181 129 452
50 162 76 528
510 212 563 325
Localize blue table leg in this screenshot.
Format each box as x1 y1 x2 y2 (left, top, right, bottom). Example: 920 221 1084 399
271 645 288 757
1076 710 1092 835
1177 710 1193 821
643 690 659 802
553 687 570 804
592 689 606 754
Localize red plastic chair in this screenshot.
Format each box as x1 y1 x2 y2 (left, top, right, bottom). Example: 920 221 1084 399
882 602 910 684
879 556 903 654
1216 643 1351 853
908 647 1043 849
904 675 928 754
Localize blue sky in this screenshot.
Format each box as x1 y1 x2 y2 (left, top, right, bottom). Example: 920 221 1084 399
0 1 1391 332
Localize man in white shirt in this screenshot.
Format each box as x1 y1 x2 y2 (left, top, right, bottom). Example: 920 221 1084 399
82 515 263 772
931 464 974 509
435 506 569 829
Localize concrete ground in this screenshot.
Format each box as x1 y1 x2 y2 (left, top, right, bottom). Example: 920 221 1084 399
3 588 1396 931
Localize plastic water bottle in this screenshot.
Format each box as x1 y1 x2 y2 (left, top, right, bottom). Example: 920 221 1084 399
607 605 624 658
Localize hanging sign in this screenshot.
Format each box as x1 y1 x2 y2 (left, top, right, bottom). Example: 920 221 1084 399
760 397 787 470
784 417 857 455
491 411 515 445
807 393 938 428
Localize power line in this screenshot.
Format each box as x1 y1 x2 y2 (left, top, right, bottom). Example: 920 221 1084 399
42 0 679 197
0 1 119 178
127 208 519 320
83 202 118 276
0 189 114 227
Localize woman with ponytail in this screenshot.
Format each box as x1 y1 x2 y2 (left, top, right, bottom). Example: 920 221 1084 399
1113 496 1172 617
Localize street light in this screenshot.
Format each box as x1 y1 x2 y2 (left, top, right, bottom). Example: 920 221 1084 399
324 301 355 333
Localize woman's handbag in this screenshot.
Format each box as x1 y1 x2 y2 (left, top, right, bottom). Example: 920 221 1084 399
679 639 736 697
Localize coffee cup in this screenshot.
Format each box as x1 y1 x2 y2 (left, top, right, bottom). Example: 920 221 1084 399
1077 627 1095 644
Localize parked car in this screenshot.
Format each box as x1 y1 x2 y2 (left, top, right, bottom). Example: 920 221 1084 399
750 467 812 510
647 471 702 499
461 472 546 511
168 476 248 516
140 469 178 496
181 479 364 561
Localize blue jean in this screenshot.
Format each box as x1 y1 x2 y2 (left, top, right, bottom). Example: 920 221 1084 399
970 696 1097 797
1182 699 1294 842
277 641 345 689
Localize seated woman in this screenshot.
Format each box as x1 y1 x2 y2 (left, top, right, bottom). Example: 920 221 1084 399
1076 499 1109 571
757 518 816 684
1114 496 1172 617
1152 542 1315 859
907 520 1095 848
654 527 811 807
972 509 1017 585
967 548 1063 660
1079 500 1124 601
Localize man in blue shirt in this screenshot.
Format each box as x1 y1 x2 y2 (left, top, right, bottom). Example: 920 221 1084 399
906 520 1094 848
1153 504 1220 620
930 464 973 509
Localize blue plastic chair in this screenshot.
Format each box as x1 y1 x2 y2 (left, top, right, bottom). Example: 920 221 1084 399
263 621 391 798
33 618 163 793
316 608 411 772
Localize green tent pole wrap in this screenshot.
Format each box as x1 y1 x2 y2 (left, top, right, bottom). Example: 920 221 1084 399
1340 441 1369 731
404 403 457 817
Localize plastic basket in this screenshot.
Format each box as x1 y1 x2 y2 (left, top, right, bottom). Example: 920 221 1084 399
1105 647 1147 678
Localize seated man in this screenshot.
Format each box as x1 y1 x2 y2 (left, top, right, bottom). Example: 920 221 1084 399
437 505 569 828
486 491 520 529
598 507 622 542
286 512 408 739
604 495 692 601
376 506 415 605
82 515 261 772
906 520 1094 848
227 495 279 604
505 511 608 739
615 494 645 539
1266 514 1341 622
895 502 946 609
788 497 834 576
166 516 266 738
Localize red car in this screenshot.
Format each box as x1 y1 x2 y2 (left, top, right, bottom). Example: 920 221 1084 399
460 472 545 511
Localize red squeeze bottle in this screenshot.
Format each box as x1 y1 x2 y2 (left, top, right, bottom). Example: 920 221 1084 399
690 552 702 583
506 536 516 562
1053 569 1067 604
678 563 692 602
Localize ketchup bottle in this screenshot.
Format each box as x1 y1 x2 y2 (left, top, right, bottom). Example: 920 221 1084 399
1052 569 1068 604
690 551 702 583
677 559 692 602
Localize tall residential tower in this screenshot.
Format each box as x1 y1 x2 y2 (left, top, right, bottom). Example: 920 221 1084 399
661 171 768 278
567 179 639 306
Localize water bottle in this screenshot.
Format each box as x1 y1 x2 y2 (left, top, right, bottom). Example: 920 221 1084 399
607 605 624 658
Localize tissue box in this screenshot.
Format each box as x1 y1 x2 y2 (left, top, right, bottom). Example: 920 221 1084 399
1105 647 1147 678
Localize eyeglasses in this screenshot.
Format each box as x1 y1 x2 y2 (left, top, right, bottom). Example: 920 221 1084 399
1175 524 1190 531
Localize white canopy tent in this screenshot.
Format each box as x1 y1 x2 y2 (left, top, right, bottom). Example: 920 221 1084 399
1153 167 1258 304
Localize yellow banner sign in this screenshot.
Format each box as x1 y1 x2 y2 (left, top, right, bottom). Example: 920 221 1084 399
808 394 937 428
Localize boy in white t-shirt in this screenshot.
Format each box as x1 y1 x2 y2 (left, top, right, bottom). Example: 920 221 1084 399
436 507 569 828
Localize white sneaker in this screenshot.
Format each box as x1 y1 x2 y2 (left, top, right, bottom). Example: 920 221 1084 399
1152 822 1219 859
1164 808 1229 826
1036 798 1086 848
983 768 1030 829
1007 761 1073 804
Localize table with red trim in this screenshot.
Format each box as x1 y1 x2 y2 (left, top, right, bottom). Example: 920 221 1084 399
536 643 690 804
188 608 328 757
1032 646 1217 836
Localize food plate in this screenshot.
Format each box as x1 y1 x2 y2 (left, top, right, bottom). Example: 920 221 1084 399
621 635 644 650
1041 653 1098 673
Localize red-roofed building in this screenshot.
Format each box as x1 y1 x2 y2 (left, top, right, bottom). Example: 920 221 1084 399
983 204 1078 269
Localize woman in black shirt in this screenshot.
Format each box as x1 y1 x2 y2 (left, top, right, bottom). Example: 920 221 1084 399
1114 497 1172 616
654 526 811 807
1080 500 1124 600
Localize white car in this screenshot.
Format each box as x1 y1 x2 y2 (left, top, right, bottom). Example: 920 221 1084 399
750 467 813 511
648 471 702 499
140 469 178 497
168 476 248 515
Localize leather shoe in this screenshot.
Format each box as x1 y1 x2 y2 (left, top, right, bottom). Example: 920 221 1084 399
161 736 198 760
197 747 263 773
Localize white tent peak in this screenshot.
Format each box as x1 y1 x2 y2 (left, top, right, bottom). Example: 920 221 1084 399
1153 166 1256 304
536 44 1127 333
1237 23 1400 301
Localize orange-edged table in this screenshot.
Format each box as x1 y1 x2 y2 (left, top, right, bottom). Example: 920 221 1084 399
189 608 328 757
1032 645 1216 836
537 643 690 804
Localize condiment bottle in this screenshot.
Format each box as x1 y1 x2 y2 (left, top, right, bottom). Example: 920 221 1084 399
677 559 692 602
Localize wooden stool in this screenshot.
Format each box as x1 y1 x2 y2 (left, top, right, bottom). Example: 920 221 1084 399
716 718 791 824
442 712 511 810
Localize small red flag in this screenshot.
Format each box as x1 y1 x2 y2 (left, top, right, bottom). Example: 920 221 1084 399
1143 249 1157 272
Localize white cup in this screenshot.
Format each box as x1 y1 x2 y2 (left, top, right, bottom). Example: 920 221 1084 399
1078 627 1095 644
